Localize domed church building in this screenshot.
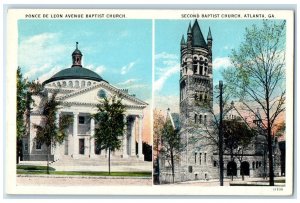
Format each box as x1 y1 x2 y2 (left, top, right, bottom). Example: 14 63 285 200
22 43 148 165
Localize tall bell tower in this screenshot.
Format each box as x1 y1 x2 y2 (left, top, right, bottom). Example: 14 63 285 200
179 20 215 180
179 20 213 128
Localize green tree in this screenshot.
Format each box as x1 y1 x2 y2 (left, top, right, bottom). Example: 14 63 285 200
34 91 73 174
160 118 183 184
93 96 126 175
153 109 165 184
223 20 286 186
16 67 28 163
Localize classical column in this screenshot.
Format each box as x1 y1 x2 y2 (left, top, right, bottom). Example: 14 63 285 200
73 112 79 158
122 115 128 158
138 114 144 160
130 116 136 156
90 117 95 158
53 111 60 159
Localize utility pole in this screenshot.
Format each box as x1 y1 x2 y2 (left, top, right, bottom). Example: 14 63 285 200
219 81 224 186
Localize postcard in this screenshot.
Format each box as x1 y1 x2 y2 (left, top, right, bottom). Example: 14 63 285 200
5 9 294 195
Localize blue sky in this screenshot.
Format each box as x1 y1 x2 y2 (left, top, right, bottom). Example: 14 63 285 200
154 19 280 112
18 19 152 102
18 19 284 111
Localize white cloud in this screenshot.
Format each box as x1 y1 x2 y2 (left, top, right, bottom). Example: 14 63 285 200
120 61 137 75
85 64 106 75
154 64 179 92
116 78 147 89
154 52 180 92
213 57 232 69
155 52 178 60
19 33 67 80
117 79 140 86
38 65 63 83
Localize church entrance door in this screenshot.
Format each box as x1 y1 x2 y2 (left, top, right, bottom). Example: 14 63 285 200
79 139 85 155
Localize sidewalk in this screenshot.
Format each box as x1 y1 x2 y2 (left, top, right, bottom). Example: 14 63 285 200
17 175 152 186
173 177 285 186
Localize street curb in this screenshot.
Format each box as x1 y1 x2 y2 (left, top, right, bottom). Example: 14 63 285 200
17 174 152 180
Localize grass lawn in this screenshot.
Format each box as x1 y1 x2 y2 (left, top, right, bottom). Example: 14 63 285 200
17 165 151 177
17 165 55 171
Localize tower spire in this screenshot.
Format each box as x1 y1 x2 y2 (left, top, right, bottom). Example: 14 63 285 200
181 35 186 45
76 41 78 49
207 27 212 40
187 22 192 34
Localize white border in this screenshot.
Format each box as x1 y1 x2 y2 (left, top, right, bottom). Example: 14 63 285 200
5 8 294 196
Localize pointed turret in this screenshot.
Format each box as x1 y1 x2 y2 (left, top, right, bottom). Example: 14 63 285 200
181 35 186 45
207 27 212 41
207 27 213 58
191 19 207 49
187 22 192 34
187 22 193 51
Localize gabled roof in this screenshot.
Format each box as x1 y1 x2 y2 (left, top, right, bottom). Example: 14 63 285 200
56 81 148 107
167 109 181 130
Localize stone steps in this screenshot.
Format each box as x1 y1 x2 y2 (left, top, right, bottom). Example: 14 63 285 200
51 156 147 166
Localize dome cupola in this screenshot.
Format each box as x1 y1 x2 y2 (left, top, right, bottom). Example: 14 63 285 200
72 42 83 67
42 42 106 85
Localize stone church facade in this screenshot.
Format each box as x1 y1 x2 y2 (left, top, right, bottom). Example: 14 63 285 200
22 43 147 164
159 20 281 183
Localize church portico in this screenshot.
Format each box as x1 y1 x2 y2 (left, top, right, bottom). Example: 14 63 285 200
52 109 145 161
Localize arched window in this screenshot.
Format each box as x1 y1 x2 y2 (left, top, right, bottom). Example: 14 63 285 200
252 161 255 169
194 114 197 123
62 81 66 87
200 65 204 75
204 93 208 102
81 81 85 88
199 153 202 165
204 115 207 125
75 80 79 88
193 61 198 74
68 81 73 87
87 81 91 86
199 114 202 124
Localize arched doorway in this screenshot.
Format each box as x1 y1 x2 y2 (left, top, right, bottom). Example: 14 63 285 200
240 161 250 176
227 161 237 176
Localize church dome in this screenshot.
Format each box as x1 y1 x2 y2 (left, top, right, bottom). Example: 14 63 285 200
43 66 104 85
43 42 105 85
